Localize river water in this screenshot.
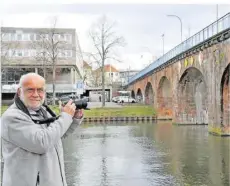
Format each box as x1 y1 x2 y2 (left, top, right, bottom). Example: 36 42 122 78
63 121 229 186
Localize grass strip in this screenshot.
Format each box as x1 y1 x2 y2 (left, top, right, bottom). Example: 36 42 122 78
1 105 156 117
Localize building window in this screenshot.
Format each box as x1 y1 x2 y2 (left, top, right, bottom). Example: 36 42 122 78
1 49 6 56
30 34 35 41
54 34 59 41
17 34 22 41
23 34 30 41
58 50 64 58
2 33 10 41
30 50 36 57
65 34 72 42
60 34 65 41
36 50 42 56
11 33 16 41
18 50 23 57
15 50 23 57
36 34 41 41
66 50 72 57
10 50 16 57
24 50 30 57
44 34 49 40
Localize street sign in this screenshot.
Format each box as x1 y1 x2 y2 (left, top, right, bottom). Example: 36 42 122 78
76 81 84 94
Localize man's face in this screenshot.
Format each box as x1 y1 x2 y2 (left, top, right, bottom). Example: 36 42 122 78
19 77 46 110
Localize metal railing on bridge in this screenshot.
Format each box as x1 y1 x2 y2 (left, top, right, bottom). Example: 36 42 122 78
127 12 230 86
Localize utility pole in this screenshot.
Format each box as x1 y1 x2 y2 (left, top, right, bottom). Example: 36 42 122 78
127 65 130 85
162 34 165 56
167 14 183 42
216 4 219 33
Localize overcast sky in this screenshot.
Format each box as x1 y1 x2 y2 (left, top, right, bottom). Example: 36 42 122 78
1 3 230 70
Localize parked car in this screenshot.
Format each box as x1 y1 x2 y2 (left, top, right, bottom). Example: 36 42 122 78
117 96 136 103
59 94 79 103
68 95 79 100
112 96 120 102
46 95 59 105
82 96 90 102
59 95 71 103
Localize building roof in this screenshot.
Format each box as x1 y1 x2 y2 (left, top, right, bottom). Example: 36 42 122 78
104 64 118 72
93 64 119 74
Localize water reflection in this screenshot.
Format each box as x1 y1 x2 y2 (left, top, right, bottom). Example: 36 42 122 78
62 121 230 186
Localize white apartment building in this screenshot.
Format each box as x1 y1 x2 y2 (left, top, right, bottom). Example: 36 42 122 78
1 27 84 98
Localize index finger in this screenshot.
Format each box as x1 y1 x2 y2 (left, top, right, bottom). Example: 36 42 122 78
58 100 62 109
65 99 73 106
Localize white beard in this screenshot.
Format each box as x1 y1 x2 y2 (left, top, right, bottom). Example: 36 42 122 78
20 91 45 111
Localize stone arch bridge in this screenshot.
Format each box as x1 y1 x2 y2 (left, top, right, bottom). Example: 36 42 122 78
127 13 230 136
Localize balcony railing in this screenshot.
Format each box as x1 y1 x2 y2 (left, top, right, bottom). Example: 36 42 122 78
127 12 230 86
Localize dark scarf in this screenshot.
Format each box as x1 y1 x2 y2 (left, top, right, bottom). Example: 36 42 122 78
14 94 59 125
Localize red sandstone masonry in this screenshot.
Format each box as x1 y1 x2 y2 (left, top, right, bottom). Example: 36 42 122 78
128 38 230 135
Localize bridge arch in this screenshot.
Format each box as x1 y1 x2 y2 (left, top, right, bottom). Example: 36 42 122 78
136 88 143 103
157 76 172 118
131 90 135 99
221 64 230 129
177 67 208 124
144 82 154 105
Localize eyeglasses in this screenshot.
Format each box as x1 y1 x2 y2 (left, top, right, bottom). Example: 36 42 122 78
23 88 45 95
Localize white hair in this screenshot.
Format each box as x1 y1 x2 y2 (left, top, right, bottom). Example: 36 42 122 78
19 73 45 88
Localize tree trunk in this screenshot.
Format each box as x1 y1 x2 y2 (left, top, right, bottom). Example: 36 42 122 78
102 59 105 107
43 67 48 105
52 65 56 105
43 66 46 79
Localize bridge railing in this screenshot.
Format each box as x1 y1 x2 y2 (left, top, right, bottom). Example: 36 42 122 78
127 12 230 85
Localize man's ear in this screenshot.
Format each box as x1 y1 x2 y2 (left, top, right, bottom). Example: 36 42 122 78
17 88 21 97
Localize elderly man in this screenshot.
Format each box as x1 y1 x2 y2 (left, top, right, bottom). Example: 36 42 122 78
1 73 84 186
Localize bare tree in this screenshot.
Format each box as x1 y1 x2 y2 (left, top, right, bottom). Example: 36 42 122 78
30 17 69 105
82 60 102 87
31 35 49 79
1 28 21 89
91 68 102 87
31 37 51 105
82 61 91 86
88 15 125 106
1 32 19 66
1 33 11 63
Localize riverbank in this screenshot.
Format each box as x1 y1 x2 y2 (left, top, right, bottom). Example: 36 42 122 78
1 104 157 119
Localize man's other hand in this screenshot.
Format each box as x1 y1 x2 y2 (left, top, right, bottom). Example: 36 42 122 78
74 109 83 119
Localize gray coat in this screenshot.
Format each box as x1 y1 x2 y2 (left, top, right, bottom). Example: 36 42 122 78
1 103 83 186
